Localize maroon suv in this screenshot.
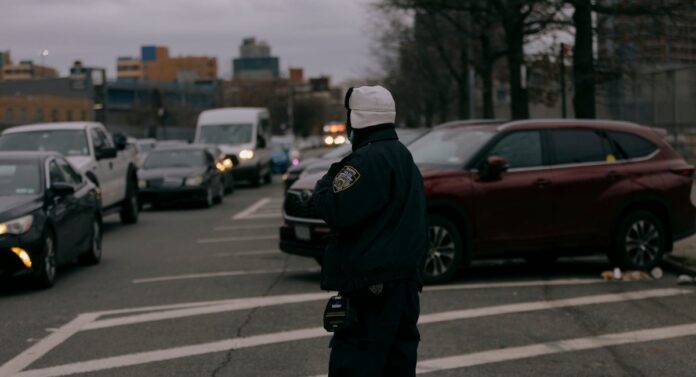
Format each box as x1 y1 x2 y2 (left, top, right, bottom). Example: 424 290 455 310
280 119 696 283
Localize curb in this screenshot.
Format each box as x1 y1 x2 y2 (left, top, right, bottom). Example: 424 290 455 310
662 255 696 276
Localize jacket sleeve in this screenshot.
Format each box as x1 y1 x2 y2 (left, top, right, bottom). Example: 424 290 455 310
312 153 391 229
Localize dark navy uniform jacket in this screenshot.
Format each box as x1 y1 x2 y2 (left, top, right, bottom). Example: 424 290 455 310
312 124 428 293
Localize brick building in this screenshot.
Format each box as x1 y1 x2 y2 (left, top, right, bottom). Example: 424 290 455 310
117 46 217 82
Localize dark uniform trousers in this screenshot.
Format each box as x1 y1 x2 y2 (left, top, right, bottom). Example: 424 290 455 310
329 280 420 377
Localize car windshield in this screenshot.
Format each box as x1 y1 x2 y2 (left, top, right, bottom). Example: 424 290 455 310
397 129 426 145
0 130 89 156
409 128 495 167
0 161 41 196
143 150 208 169
321 144 352 159
198 124 252 145
137 142 155 154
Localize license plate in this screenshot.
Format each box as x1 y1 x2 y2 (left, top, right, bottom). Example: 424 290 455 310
295 225 311 241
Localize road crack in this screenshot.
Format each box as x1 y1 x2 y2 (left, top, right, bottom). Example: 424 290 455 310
210 255 291 376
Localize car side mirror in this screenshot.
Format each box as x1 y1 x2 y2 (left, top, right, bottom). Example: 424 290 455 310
95 146 118 160
51 182 75 196
112 133 128 151
480 155 509 181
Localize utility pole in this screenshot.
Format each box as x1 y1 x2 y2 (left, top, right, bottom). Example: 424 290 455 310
560 43 567 119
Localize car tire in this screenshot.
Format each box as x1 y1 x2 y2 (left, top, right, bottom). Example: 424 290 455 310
202 186 214 208
264 164 272 184
251 166 262 188
120 175 139 224
424 215 465 284
609 210 666 270
79 218 102 265
33 230 57 288
214 182 224 204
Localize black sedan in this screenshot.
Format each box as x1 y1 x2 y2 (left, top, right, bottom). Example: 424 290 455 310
138 145 225 208
0 152 102 288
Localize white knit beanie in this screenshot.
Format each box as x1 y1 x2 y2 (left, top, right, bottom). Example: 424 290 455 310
345 86 396 129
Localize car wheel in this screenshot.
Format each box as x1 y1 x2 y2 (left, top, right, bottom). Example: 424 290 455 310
214 182 224 204
264 164 272 184
120 176 139 224
203 186 214 208
424 215 465 284
79 218 102 265
609 210 666 270
33 230 57 288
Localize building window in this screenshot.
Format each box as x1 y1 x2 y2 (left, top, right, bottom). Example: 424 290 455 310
20 108 27 122
34 109 43 122
66 110 73 121
5 108 13 122
80 111 87 121
52 109 59 122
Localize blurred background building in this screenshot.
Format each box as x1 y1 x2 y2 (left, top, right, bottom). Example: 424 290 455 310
233 38 280 80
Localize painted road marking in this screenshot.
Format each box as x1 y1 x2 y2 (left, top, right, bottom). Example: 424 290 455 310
213 225 279 231
231 198 284 220
214 250 279 257
7 288 689 377
196 235 278 244
132 267 320 284
0 314 100 377
415 322 696 373
231 198 270 220
423 278 603 292
308 321 696 377
83 292 333 331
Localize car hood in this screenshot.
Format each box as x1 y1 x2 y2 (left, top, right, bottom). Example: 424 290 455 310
65 156 93 173
0 195 43 223
138 167 207 179
217 143 255 156
289 172 325 191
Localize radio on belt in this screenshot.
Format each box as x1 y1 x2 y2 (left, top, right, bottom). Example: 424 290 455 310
323 295 356 332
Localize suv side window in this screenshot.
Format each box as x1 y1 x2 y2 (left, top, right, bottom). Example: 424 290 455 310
607 131 658 160
56 158 83 185
550 129 612 165
487 131 544 169
48 160 67 185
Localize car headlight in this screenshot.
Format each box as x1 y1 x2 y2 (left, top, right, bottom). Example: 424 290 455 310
239 149 254 160
216 162 226 172
223 158 234 169
185 176 204 186
138 179 147 189
334 135 346 145
0 214 34 236
324 136 334 145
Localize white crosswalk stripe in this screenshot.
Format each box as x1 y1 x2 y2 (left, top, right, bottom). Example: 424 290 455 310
3 287 691 377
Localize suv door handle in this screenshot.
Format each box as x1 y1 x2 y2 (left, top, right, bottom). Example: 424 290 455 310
534 178 551 188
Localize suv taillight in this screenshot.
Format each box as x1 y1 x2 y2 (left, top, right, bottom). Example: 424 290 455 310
671 166 695 177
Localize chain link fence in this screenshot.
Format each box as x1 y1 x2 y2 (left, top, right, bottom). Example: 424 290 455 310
597 65 696 163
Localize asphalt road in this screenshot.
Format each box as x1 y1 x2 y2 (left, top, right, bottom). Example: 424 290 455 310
1 169 696 376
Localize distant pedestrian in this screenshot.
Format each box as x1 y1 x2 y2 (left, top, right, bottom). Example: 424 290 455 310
313 86 428 376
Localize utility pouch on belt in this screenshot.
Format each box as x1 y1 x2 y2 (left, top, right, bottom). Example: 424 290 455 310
323 295 357 333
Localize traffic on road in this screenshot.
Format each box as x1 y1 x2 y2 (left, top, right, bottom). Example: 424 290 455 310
1 112 695 376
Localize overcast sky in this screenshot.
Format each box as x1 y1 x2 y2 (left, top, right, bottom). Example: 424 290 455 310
0 0 375 83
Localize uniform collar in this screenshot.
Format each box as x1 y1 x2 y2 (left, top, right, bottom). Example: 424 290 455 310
352 124 398 151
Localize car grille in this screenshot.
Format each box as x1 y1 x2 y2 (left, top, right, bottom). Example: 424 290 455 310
147 178 184 188
284 190 319 219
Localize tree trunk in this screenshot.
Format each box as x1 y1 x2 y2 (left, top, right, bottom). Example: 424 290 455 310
504 20 529 119
457 44 471 120
480 34 495 119
572 0 596 118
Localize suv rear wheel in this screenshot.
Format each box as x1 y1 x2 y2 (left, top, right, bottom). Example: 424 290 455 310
610 210 666 270
424 215 465 284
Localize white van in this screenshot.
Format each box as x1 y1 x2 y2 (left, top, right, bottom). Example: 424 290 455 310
194 107 273 186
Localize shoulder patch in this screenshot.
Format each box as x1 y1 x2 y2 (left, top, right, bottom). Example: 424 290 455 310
332 166 361 193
